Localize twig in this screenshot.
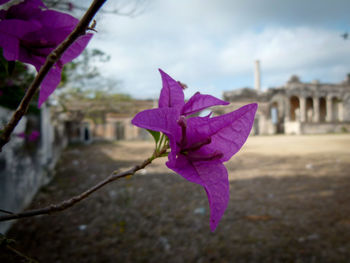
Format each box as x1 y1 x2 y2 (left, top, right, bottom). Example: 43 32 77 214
1 234 38 262
1 245 38 263
0 146 168 222
0 0 107 151
0 209 14 215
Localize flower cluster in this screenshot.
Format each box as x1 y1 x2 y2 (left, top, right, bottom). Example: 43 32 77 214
0 0 92 107
17 130 40 142
132 69 257 231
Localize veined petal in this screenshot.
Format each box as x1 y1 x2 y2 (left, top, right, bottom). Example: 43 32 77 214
166 154 204 185
60 34 93 64
182 92 229 116
187 103 258 162
197 161 229 232
132 107 179 134
38 64 62 107
167 157 229 231
158 69 185 109
132 108 182 160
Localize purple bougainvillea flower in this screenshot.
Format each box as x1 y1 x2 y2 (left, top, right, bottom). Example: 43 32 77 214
28 130 40 142
16 130 40 141
0 0 92 107
0 0 10 5
17 131 26 139
132 69 257 231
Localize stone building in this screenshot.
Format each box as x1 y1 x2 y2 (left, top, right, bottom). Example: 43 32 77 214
217 61 350 135
61 99 155 143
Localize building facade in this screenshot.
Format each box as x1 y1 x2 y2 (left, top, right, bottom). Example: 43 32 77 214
219 74 350 135
61 99 155 143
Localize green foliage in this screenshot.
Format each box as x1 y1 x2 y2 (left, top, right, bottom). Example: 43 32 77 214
147 129 160 144
0 50 39 114
60 48 110 90
57 47 131 126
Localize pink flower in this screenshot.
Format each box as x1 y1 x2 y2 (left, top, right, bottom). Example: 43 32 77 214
132 69 257 231
0 0 92 107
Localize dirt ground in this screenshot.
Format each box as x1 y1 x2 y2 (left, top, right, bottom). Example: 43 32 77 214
1 134 350 263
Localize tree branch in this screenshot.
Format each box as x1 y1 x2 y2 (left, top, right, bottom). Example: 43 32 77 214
0 146 168 222
0 0 107 151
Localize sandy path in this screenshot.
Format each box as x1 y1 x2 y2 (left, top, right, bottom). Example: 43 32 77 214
1 134 350 262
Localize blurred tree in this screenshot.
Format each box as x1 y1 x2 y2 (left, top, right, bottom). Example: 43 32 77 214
44 0 148 17
0 50 38 114
56 47 131 129
60 48 111 89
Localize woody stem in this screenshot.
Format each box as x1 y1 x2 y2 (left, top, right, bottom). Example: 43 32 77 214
0 144 168 222
0 0 107 151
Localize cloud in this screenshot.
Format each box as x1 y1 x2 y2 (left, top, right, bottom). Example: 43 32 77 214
88 0 350 99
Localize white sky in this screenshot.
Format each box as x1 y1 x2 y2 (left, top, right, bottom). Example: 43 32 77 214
87 0 350 99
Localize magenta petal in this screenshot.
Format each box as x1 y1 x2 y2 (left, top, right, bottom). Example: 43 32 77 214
198 161 229 232
28 130 40 141
187 103 258 162
132 107 182 161
158 69 185 109
167 157 229 232
132 108 180 134
0 19 38 38
0 34 19 61
8 0 46 18
166 155 205 185
182 92 229 116
38 10 78 30
0 0 11 4
17 132 26 139
61 34 93 64
38 65 62 107
0 19 38 60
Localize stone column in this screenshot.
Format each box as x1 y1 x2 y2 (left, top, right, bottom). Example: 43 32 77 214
254 60 261 92
299 96 306 122
339 102 344 121
326 96 333 122
40 102 53 164
313 97 320 122
284 97 290 122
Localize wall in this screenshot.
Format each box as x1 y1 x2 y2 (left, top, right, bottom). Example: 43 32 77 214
301 122 350 134
0 104 67 233
285 121 302 135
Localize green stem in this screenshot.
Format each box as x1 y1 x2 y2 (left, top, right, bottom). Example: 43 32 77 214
157 133 165 153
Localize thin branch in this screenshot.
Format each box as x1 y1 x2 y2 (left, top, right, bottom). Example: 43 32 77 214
1 233 37 261
0 0 107 151
0 209 14 215
46 0 147 17
1 245 39 263
0 146 168 222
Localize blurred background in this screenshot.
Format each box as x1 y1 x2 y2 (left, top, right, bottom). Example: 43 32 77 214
1 0 350 262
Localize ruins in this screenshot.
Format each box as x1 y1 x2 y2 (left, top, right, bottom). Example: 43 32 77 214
61 61 350 141
217 61 350 135
62 99 155 143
